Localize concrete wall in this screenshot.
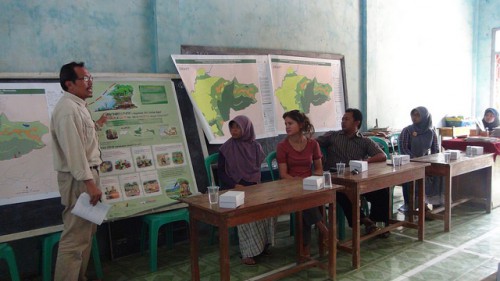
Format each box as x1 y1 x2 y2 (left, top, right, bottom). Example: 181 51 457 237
366 0 476 130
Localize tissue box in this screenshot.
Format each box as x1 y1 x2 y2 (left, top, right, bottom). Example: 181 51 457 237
448 150 461 160
219 191 245 208
349 160 368 172
303 176 324 190
470 146 484 156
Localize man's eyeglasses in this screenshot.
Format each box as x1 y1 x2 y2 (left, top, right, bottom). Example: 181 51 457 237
76 76 93 82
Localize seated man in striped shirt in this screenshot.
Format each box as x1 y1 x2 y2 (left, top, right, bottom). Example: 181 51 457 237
317 108 389 236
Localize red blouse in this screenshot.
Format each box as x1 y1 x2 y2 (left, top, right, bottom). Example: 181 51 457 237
276 138 322 178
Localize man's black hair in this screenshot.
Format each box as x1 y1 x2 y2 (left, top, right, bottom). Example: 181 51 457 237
345 108 363 129
59 61 85 91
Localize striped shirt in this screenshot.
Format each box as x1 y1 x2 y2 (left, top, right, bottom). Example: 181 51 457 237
316 130 383 170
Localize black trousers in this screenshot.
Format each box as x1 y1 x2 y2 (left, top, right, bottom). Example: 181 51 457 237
337 189 390 227
302 207 323 246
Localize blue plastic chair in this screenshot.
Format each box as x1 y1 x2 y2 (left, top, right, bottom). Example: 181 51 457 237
41 232 103 281
0 243 20 281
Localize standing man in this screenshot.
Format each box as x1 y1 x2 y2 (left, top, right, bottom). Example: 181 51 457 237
317 108 389 236
51 62 107 281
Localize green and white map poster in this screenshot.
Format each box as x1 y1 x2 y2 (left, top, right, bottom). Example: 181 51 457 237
86 79 198 219
0 84 61 205
172 55 275 144
270 55 345 134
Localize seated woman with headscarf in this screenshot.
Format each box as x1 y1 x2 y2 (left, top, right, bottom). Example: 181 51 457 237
398 106 442 212
479 108 500 136
217 115 274 265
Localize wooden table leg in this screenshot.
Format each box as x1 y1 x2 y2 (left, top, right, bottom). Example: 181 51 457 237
485 166 492 213
189 214 200 281
328 199 336 279
417 178 425 241
219 225 230 281
408 181 415 223
352 189 360 268
444 174 452 232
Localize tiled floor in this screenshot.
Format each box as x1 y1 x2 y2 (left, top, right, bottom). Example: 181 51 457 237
95 188 500 281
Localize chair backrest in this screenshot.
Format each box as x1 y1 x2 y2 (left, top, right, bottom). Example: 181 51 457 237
204 153 219 186
265 151 278 181
368 136 390 158
389 133 401 154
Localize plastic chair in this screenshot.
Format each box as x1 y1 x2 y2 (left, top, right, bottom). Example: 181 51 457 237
389 133 401 154
140 208 190 272
204 152 219 186
41 232 103 281
204 153 238 245
0 243 20 281
368 136 390 158
265 151 278 181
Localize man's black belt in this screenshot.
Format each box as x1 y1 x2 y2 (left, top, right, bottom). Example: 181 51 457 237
90 165 99 171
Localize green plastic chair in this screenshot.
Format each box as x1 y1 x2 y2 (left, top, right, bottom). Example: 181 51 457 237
41 232 103 281
0 243 20 281
140 208 190 272
265 151 278 181
368 136 390 158
204 152 219 186
204 153 238 245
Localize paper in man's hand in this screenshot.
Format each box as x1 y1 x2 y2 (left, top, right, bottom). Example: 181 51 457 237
71 192 111 225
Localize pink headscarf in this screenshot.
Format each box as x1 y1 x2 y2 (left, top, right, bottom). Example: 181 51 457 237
219 115 265 184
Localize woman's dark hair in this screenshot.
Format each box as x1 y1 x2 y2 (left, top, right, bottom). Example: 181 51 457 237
59 61 85 91
345 108 363 129
282 109 315 138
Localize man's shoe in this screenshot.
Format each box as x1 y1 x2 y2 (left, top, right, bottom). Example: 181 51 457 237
398 204 408 212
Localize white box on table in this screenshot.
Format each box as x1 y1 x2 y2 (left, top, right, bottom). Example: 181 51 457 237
470 146 484 156
303 176 324 190
447 150 461 160
219 191 245 209
349 160 368 172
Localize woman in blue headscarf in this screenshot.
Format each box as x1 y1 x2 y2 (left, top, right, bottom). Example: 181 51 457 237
398 106 441 212
482 108 499 132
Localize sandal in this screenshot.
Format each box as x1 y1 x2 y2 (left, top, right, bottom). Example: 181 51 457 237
365 223 381 235
241 257 256 266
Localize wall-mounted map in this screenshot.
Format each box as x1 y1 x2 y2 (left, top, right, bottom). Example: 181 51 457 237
0 85 61 205
173 54 346 143
270 55 345 134
172 55 275 144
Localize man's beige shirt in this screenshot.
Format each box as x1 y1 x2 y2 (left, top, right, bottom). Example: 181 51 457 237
51 92 101 181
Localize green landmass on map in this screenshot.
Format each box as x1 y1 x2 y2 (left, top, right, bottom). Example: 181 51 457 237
192 69 258 136
0 113 48 161
275 68 332 113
